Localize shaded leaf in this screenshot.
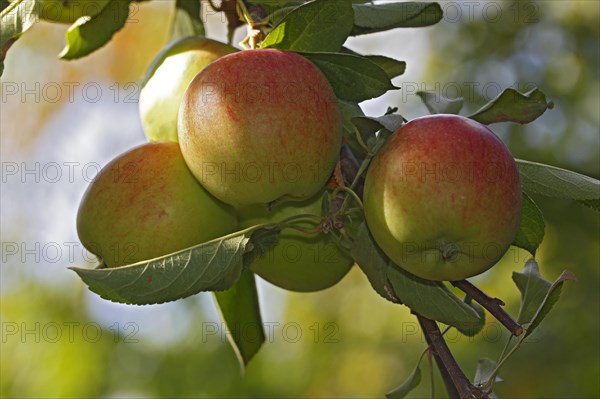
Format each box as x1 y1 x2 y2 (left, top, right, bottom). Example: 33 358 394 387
302 52 397 102
417 91 464 115
0 0 42 76
512 259 552 325
338 100 367 157
261 0 353 52
474 357 503 386
365 55 406 79
352 2 443 36
516 159 600 211
386 365 422 399
70 234 250 305
214 269 265 370
59 0 130 60
524 269 576 338
469 88 552 125
512 191 545 256
352 223 484 332
169 0 204 41
353 113 405 133
351 223 400 303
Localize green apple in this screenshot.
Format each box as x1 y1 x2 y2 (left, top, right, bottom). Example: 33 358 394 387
178 49 342 208
239 194 353 292
139 37 237 142
364 114 522 281
77 142 237 267
39 0 110 24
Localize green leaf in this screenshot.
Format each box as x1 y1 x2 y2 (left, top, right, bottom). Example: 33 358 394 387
516 159 600 211
261 0 353 52
59 0 130 60
351 223 400 303
70 233 250 305
512 259 576 334
469 88 553 125
169 0 204 41
338 100 367 157
352 224 484 332
417 91 464 115
352 2 443 36
386 365 422 399
511 192 545 256
523 269 576 338
214 269 265 370
0 0 42 76
353 113 405 134
301 52 397 102
365 55 406 79
474 358 503 386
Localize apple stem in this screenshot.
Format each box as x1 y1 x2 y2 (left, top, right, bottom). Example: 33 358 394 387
416 314 490 399
451 280 524 336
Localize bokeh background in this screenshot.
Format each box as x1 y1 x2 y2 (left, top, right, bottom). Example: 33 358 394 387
1 1 598 398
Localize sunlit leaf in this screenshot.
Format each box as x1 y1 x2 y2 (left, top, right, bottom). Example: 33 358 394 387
59 0 130 60
70 233 250 305
261 0 353 52
0 0 42 76
169 0 204 41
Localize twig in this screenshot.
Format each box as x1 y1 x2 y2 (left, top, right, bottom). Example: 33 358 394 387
416 314 489 399
451 280 523 336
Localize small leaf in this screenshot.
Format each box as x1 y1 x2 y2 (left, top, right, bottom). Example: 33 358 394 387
469 88 552 125
338 100 367 157
301 52 397 102
512 259 552 325
386 365 422 399
524 269 576 338
59 0 130 60
214 269 265 370
516 159 600 211
169 0 204 41
512 259 575 334
261 0 353 52
0 0 42 76
417 91 464 115
512 192 545 255
352 2 443 36
353 113 405 134
474 357 503 386
70 234 250 305
365 55 406 79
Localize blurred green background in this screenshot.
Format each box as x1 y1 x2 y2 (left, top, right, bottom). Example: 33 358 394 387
1 1 598 398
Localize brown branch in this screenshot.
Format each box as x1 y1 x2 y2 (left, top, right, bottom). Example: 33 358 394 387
451 280 523 336
416 314 489 399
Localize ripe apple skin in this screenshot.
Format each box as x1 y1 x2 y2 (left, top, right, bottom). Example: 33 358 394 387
364 114 522 281
77 142 237 267
239 194 353 292
40 0 110 23
139 37 237 142
178 49 342 208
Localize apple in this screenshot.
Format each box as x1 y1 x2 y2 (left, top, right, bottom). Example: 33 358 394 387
139 37 237 142
77 142 237 267
178 49 342 208
239 193 354 292
40 0 110 24
364 114 522 281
